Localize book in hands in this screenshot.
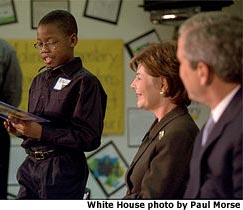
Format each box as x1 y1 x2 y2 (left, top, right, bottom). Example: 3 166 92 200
0 101 49 123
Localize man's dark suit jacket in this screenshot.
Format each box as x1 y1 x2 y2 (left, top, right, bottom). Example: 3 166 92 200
184 87 242 199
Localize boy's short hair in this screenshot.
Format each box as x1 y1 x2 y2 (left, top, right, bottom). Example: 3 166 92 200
38 10 78 36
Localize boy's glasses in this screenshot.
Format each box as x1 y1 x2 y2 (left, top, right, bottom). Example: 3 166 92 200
34 41 59 50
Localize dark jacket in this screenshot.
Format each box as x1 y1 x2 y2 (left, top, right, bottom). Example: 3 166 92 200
22 57 107 152
124 106 199 199
0 39 22 106
0 39 22 199
184 87 242 199
17 57 107 199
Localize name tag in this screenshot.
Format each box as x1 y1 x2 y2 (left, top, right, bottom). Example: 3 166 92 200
53 77 71 90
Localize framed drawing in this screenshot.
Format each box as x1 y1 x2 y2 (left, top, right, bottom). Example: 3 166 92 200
31 0 70 29
127 107 155 147
83 0 122 25
0 0 17 25
87 141 128 197
125 29 161 58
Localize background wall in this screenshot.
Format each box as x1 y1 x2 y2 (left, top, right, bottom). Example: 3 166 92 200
0 0 242 199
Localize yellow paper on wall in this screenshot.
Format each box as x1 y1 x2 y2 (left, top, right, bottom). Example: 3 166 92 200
7 39 124 135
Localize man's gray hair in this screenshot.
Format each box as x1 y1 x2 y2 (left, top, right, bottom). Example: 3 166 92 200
178 11 242 83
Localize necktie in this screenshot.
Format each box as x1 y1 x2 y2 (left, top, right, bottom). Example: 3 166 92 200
202 116 215 146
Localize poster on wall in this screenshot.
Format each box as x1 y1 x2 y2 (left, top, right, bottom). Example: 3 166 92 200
125 29 161 58
7 39 124 135
83 0 122 25
87 141 128 197
0 0 17 25
127 107 155 147
31 0 70 29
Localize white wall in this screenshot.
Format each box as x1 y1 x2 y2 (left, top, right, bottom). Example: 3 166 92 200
1 0 242 199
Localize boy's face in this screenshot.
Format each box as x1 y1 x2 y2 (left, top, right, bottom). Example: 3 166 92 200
36 23 77 68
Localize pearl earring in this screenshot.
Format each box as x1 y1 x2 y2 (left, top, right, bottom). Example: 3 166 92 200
160 90 165 96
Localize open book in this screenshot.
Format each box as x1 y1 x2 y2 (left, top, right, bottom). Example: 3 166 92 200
0 101 49 123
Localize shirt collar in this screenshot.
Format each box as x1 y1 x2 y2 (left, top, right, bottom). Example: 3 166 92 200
211 85 241 123
44 57 82 78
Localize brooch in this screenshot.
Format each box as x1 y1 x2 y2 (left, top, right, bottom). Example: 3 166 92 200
159 130 165 140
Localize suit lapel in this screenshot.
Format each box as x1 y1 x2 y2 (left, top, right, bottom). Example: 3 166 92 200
188 130 204 197
128 106 188 168
129 120 157 168
202 87 242 151
191 88 242 197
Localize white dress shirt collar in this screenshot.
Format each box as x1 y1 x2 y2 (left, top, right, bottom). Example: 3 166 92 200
211 85 241 123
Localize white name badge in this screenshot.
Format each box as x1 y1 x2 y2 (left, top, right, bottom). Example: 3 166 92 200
54 77 71 90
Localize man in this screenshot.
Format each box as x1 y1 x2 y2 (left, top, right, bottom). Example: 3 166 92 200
0 39 22 199
177 12 242 199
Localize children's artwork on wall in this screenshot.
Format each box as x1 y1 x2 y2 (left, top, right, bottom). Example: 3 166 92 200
83 0 122 25
31 0 70 29
125 29 161 58
0 0 17 25
87 141 128 197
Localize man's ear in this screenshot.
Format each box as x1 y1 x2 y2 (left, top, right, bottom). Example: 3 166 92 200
197 61 212 86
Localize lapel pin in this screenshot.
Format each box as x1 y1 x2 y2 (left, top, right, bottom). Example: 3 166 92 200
159 130 165 140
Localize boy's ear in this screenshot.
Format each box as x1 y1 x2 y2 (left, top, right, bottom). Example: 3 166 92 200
70 33 78 47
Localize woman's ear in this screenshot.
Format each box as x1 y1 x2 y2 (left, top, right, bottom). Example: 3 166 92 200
160 77 168 92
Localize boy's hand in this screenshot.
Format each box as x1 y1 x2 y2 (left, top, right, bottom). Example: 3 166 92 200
4 119 22 137
4 116 42 139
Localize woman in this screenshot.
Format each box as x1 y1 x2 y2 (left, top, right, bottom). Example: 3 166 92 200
124 41 199 199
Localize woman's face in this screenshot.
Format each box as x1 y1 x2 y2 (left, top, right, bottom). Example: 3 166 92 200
36 23 77 68
130 63 161 112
